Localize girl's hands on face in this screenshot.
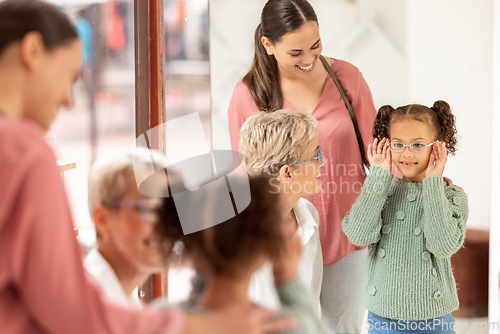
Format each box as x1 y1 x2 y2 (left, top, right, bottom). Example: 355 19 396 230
425 140 448 178
367 138 392 172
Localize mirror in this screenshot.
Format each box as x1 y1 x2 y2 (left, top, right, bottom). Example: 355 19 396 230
209 0 499 327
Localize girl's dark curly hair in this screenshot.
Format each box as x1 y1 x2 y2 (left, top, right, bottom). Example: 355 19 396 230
155 175 285 278
372 100 458 155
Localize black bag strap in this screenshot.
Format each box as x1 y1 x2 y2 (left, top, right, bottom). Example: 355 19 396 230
319 55 369 168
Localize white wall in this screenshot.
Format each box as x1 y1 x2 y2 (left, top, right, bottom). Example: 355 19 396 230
209 0 266 150
210 0 494 231
407 0 493 230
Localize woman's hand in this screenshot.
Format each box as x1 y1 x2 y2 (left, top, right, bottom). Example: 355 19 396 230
367 138 392 172
443 176 464 190
425 140 447 178
443 177 453 186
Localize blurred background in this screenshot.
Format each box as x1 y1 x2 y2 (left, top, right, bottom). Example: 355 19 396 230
44 0 210 303
45 0 210 246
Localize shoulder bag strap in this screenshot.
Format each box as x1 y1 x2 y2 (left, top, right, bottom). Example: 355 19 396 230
319 55 369 168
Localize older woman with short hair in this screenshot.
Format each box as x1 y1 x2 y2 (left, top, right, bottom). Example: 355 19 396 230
239 109 324 312
85 148 172 307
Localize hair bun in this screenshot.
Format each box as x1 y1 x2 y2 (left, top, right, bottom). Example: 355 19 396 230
432 100 451 113
372 105 395 139
432 100 457 155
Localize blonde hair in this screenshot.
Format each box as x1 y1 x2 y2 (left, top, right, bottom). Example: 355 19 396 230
88 148 170 215
239 109 318 176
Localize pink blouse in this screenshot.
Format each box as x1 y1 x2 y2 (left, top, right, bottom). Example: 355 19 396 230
228 59 377 265
0 118 184 333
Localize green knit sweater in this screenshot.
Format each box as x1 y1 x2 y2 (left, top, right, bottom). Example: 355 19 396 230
342 166 469 320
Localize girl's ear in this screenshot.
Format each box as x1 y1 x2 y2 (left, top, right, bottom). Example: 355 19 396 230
261 36 274 55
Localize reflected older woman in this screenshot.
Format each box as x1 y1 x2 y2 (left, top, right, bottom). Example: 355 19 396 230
239 109 324 312
85 149 170 307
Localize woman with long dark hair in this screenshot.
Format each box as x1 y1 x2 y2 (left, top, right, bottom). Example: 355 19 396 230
228 1 377 332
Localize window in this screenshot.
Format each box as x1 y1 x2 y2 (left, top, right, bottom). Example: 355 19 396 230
50 0 137 248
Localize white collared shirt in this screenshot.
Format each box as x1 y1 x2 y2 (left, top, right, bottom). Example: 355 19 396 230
248 198 323 311
84 249 142 308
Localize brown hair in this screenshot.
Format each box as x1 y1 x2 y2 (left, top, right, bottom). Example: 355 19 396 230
244 0 318 112
0 0 78 55
155 176 285 277
372 100 459 155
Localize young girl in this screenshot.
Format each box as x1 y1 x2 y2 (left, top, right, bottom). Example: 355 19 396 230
342 101 469 333
155 176 332 334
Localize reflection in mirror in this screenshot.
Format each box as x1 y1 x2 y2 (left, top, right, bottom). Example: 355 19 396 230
210 0 497 330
